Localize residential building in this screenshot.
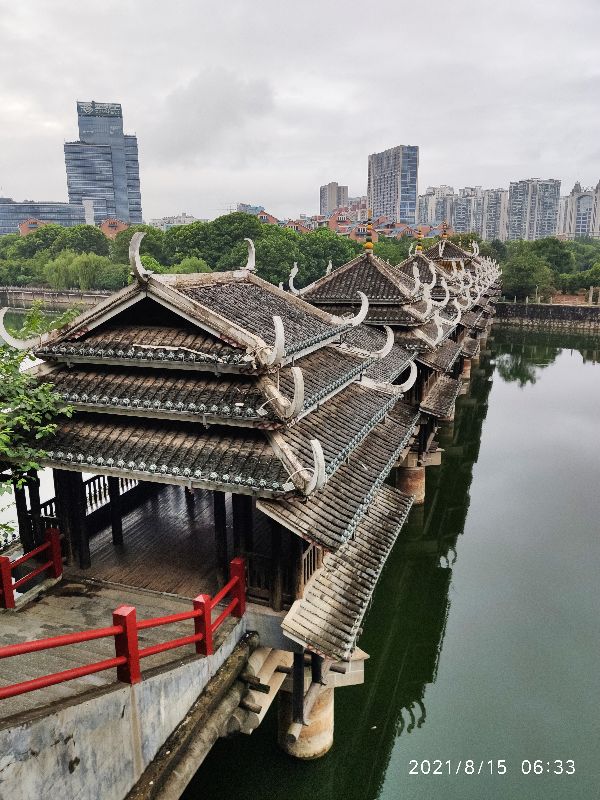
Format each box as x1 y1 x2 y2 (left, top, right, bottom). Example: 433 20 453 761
558 182 600 239
0 197 86 236
237 203 265 215
319 182 349 216
481 189 509 241
418 186 455 227
99 218 129 240
367 145 419 224
452 187 484 236
507 178 561 240
150 212 200 232
64 100 143 224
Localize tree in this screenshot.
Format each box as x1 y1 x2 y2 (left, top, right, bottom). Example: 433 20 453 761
111 225 166 265
95 262 130 291
203 213 263 268
487 239 508 263
216 225 301 285
531 238 575 274
71 253 113 290
502 252 554 300
170 256 211 274
373 237 412 264
163 221 211 264
5 224 64 259
50 225 110 257
0 307 74 521
296 229 360 287
44 250 79 289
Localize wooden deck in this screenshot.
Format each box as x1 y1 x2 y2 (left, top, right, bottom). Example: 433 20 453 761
65 485 230 598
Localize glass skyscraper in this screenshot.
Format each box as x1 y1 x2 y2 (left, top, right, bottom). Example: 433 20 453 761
367 145 419 224
0 198 86 236
64 101 143 224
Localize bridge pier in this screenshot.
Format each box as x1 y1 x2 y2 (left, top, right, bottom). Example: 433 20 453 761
278 686 334 760
395 464 426 504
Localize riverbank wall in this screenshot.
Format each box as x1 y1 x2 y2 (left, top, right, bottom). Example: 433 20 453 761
0 287 110 311
494 301 600 331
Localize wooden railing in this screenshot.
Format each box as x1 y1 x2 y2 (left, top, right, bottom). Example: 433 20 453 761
0 529 63 609
302 542 323 588
0 558 246 700
31 475 139 534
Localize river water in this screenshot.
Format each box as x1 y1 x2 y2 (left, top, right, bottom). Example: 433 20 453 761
185 328 600 800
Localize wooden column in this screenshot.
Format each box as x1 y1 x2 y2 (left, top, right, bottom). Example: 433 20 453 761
270 520 283 612
26 470 43 546
12 477 35 553
107 476 123 546
232 493 254 555
292 651 305 724
71 471 91 570
213 491 229 584
293 535 304 600
53 469 74 564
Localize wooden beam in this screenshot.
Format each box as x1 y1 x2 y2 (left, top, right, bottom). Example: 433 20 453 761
52 469 74 564
107 476 123 546
71 472 91 569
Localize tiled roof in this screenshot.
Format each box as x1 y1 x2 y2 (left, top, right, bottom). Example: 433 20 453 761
303 253 415 303
279 346 371 408
363 344 414 383
36 324 246 369
281 484 414 659
425 240 474 261
257 403 419 550
177 280 349 356
46 365 274 423
420 376 461 419
416 339 462 372
43 417 291 495
281 383 401 477
314 303 425 326
461 337 480 358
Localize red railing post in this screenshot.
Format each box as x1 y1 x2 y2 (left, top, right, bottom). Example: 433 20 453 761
230 557 246 618
113 605 141 684
45 528 63 579
0 557 15 610
193 595 213 656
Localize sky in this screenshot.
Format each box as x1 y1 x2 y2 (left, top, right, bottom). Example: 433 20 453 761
1 0 599 221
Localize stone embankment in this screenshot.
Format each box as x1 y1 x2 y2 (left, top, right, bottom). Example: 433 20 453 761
0 286 109 310
495 301 600 331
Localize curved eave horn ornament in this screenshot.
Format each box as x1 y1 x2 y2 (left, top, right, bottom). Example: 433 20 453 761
450 298 463 325
326 259 333 276
342 291 369 327
0 307 40 350
412 263 423 292
371 326 395 359
282 366 305 419
129 231 151 284
304 439 327 495
263 315 285 367
288 262 299 294
244 238 256 271
397 360 418 393
431 277 450 307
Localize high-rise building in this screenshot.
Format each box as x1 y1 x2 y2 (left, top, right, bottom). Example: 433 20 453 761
367 145 419 224
64 101 143 224
418 185 455 227
507 178 560 240
558 182 600 239
481 189 509 241
453 187 485 236
319 182 349 216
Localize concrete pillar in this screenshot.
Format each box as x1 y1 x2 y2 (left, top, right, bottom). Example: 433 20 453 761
461 358 471 381
395 465 426 504
278 688 334 760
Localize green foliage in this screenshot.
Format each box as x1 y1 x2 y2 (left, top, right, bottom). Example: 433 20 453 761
502 252 555 300
44 250 78 289
0 311 74 490
50 225 110 257
170 256 211 274
163 221 210 264
111 224 166 265
217 225 302 285
373 238 412 264
531 238 575 274
7 225 65 259
95 262 130 291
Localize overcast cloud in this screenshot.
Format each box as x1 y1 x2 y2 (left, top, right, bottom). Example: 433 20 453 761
1 0 599 220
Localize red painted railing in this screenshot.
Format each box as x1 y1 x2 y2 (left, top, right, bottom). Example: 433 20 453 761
0 558 246 701
0 528 63 609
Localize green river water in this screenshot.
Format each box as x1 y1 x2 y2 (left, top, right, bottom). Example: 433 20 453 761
185 328 600 800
